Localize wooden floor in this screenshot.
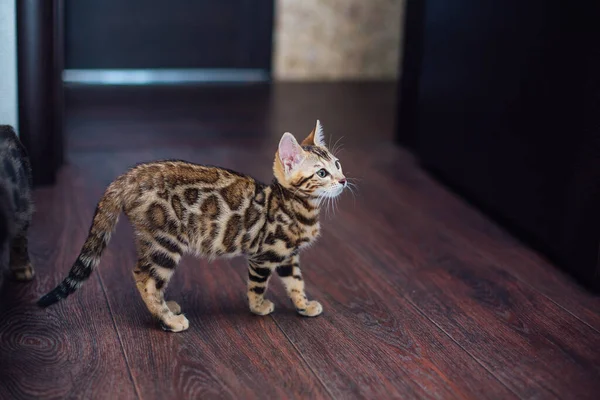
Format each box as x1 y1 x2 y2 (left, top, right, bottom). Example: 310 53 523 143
1 83 599 399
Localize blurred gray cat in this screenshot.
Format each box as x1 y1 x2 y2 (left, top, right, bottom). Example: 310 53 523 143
0 125 34 287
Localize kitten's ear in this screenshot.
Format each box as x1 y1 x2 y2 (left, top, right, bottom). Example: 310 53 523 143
301 119 326 147
278 132 305 172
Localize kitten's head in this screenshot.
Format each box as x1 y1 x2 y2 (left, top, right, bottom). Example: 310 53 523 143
273 120 346 199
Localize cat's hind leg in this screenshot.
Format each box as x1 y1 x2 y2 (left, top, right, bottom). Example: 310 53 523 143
10 233 34 281
247 261 275 315
133 237 188 332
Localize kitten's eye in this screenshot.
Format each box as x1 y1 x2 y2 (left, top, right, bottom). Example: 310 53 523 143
316 169 329 178
335 160 341 170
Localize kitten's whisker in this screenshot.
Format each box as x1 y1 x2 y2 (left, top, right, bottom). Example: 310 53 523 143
330 197 335 218
331 136 345 156
347 177 363 183
333 143 345 155
347 182 360 193
330 188 340 218
316 193 326 210
333 195 340 217
325 189 335 219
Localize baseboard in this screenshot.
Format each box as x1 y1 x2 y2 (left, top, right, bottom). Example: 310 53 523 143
63 69 270 85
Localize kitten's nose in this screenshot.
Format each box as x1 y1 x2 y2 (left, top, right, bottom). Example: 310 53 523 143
339 179 347 186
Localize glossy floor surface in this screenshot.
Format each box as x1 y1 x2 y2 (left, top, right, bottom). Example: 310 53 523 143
1 83 599 399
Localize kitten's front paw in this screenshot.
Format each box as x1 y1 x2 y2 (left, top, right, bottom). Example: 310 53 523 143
250 299 275 316
166 300 182 315
160 314 189 332
297 300 323 317
12 265 35 281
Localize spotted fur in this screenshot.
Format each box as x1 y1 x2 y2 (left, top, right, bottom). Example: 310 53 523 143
38 120 347 332
0 126 34 287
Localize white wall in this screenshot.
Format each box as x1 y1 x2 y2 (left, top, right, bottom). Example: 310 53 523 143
0 0 17 130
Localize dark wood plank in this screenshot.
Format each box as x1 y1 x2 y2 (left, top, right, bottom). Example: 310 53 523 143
224 149 516 399
325 152 600 398
391 157 600 332
0 168 137 399
64 85 273 152
163 128 600 399
407 263 600 400
71 141 511 399
47 83 600 399
264 232 516 400
362 146 600 332
70 150 331 400
308 141 600 333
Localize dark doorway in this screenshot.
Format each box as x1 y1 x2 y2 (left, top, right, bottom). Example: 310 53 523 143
64 0 274 80
396 0 600 290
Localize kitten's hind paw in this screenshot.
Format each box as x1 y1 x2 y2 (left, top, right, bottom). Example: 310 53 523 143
160 314 189 332
12 265 35 281
297 300 323 317
250 299 275 316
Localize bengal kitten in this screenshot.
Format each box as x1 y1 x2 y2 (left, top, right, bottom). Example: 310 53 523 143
0 125 34 287
38 121 346 332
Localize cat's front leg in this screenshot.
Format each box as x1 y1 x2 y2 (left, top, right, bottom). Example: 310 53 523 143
247 261 275 315
276 255 322 317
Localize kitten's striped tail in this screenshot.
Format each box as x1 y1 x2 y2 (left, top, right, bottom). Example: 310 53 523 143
37 178 126 307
